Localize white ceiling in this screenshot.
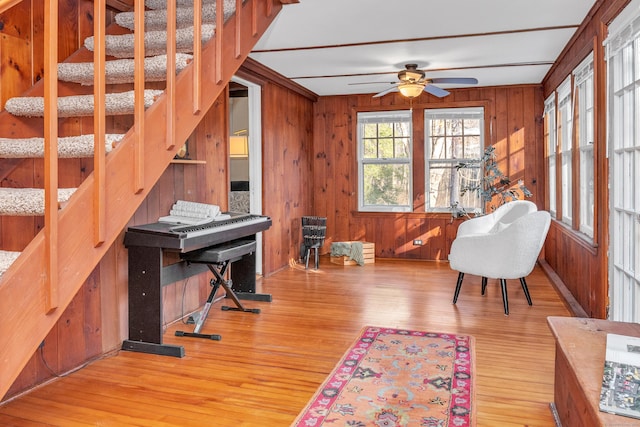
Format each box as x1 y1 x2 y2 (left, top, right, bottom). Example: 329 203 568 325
249 0 597 97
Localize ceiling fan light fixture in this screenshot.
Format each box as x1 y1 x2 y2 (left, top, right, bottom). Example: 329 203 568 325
398 83 424 98
398 64 425 83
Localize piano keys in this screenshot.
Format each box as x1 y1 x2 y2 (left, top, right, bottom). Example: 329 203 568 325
122 212 272 357
124 212 271 252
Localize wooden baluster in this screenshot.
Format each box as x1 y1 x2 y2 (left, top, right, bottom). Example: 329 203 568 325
266 0 272 17
252 0 258 36
215 0 223 84
93 0 106 246
133 0 145 193
43 0 58 313
193 0 202 114
235 0 242 59
166 0 176 149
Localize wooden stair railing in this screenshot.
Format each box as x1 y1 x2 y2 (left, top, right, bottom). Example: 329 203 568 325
0 0 289 400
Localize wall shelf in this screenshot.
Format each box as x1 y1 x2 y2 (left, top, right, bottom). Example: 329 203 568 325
170 159 207 165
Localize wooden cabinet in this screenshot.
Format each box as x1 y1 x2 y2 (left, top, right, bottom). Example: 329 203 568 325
547 316 640 426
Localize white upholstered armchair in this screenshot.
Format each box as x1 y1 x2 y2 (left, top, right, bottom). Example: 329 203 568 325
455 200 537 238
449 209 551 315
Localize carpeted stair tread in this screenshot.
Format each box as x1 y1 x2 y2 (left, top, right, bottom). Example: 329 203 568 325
144 0 217 10
84 25 215 59
4 90 164 118
58 54 192 86
0 250 21 277
115 1 236 32
0 134 125 158
0 188 77 216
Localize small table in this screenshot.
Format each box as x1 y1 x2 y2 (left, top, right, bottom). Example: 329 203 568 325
547 316 640 426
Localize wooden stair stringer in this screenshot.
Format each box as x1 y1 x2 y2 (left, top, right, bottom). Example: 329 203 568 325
0 0 285 400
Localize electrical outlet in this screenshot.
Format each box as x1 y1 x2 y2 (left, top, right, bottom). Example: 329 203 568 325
413 239 423 246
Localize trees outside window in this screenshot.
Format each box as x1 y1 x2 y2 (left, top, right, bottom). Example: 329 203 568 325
574 54 595 239
544 94 557 217
425 108 484 213
557 77 573 225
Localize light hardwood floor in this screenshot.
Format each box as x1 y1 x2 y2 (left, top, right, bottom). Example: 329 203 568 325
0 258 571 426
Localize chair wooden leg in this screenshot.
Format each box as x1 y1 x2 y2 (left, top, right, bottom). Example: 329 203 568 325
520 277 533 306
500 278 509 315
481 277 488 295
453 272 464 304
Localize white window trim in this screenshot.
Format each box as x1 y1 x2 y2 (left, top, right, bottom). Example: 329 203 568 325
574 53 595 239
604 0 640 322
424 107 485 213
357 110 413 213
557 77 573 225
544 94 557 217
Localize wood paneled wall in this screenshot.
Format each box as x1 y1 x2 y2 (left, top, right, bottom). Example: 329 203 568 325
234 58 317 274
312 86 545 260
540 0 630 318
260 81 315 274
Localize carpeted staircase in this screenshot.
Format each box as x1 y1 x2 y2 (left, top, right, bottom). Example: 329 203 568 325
0 0 286 400
0 0 239 275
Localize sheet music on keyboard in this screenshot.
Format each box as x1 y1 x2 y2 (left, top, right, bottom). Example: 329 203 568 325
158 200 231 225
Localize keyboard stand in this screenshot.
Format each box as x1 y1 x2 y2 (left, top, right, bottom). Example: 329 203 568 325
175 240 264 340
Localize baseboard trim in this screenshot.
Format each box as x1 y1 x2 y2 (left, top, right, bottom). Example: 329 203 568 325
539 259 589 318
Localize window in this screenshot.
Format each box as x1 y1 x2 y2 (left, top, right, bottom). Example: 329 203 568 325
604 0 640 322
425 107 484 213
574 53 595 238
357 111 412 212
557 77 573 224
544 94 557 217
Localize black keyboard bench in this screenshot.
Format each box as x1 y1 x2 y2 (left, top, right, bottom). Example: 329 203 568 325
175 240 263 341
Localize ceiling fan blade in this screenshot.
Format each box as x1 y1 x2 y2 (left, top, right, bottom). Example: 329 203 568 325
424 84 450 98
430 77 478 85
373 86 400 98
349 81 395 86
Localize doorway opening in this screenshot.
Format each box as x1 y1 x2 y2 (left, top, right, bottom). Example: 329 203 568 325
229 76 263 274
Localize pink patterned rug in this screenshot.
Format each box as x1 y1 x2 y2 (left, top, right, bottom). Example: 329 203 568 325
292 326 475 427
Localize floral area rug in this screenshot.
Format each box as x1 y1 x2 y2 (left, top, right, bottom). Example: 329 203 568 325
292 326 475 427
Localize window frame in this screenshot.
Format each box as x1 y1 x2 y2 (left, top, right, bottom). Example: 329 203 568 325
544 94 558 218
356 110 413 213
573 53 595 239
604 1 640 322
557 77 573 225
424 107 485 213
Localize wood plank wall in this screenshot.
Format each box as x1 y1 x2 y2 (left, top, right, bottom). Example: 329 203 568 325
541 0 630 318
260 80 315 274
312 86 545 261
236 59 317 274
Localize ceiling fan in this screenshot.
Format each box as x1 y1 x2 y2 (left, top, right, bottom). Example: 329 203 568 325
366 64 478 99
